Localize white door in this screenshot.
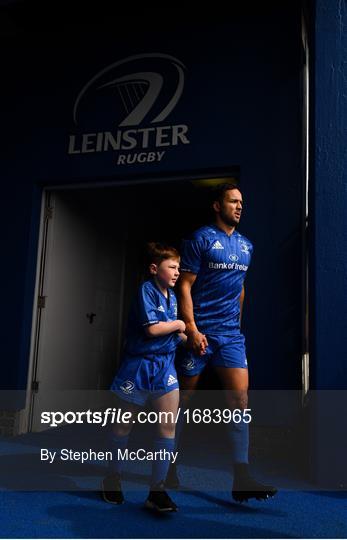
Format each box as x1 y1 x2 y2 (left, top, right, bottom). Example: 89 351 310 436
30 190 126 432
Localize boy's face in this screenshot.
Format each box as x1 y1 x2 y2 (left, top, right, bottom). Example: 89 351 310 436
150 258 180 288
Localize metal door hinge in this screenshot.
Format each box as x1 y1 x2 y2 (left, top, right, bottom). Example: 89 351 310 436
45 206 53 220
38 295 46 308
31 380 39 393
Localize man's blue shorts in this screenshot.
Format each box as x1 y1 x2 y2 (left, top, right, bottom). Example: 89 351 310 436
176 333 248 377
110 350 179 406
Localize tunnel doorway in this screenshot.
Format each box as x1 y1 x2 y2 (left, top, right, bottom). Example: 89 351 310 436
24 166 306 434
26 177 230 432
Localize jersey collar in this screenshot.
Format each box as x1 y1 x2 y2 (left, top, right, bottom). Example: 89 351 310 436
151 278 171 304
210 223 238 238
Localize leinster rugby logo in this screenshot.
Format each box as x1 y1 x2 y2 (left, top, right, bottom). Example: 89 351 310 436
240 242 250 254
183 358 195 371
120 380 135 394
73 53 185 127
68 53 190 166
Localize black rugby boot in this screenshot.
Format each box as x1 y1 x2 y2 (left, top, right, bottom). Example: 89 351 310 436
145 481 178 512
101 473 124 505
232 464 277 503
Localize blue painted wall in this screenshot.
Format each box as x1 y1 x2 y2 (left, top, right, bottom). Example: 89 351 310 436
1 6 303 399
309 0 347 486
311 0 347 391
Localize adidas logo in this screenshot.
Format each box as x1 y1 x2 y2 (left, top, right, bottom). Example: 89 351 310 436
167 374 177 386
212 240 224 249
157 305 165 312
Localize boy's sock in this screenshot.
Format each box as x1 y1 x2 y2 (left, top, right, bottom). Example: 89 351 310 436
150 437 175 486
108 433 129 476
173 404 186 451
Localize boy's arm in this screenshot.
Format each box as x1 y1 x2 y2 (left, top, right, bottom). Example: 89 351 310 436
145 319 185 338
177 331 188 344
139 284 184 337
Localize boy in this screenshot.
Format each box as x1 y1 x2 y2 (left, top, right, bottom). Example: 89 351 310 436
101 242 186 512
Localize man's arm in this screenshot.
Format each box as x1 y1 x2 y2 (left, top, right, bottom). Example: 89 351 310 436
179 272 208 354
239 285 245 324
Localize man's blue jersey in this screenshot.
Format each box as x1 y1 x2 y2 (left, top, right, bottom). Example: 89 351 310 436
124 279 181 355
180 224 253 335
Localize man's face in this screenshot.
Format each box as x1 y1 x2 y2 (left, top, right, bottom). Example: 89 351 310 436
213 188 243 227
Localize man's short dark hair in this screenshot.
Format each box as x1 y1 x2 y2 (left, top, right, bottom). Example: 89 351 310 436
210 183 241 205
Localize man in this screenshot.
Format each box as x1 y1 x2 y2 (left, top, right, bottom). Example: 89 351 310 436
166 183 277 503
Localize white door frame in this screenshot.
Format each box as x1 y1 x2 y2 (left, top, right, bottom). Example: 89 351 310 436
19 190 54 433
301 8 310 398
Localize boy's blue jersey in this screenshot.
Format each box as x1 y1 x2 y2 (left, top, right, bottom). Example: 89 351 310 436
180 224 253 335
124 279 181 355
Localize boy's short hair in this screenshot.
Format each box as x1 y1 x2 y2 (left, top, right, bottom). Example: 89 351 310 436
146 242 180 266
210 182 241 205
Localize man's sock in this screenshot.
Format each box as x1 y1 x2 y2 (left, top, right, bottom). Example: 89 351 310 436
226 415 249 466
233 462 250 480
150 437 175 486
108 433 129 476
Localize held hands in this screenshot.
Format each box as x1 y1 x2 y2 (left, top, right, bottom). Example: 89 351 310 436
175 321 208 355
186 329 208 356
199 337 208 355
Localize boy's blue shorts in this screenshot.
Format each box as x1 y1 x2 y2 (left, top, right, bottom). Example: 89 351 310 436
110 350 179 406
176 333 248 377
